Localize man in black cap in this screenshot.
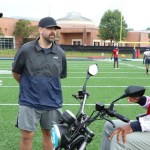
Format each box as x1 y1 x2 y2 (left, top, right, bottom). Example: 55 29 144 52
12 17 67 150
101 85 150 150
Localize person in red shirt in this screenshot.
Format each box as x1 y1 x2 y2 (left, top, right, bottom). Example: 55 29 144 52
111 47 119 69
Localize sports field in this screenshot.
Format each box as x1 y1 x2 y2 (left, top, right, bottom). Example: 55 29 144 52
0 58 149 150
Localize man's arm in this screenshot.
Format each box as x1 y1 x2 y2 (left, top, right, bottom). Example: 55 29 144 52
108 96 144 143
12 72 21 83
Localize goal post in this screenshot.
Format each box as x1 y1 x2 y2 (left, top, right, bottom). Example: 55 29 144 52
119 0 150 47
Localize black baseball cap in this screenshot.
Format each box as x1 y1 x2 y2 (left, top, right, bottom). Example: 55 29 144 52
38 17 61 29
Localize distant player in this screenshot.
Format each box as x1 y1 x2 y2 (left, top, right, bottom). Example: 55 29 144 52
143 48 150 75
111 47 119 69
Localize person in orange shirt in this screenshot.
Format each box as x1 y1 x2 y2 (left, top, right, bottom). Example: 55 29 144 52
111 47 119 69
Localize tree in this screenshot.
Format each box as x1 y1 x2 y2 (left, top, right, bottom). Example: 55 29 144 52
14 19 38 44
146 27 150 30
98 9 128 45
0 27 4 36
146 27 150 40
128 28 134 31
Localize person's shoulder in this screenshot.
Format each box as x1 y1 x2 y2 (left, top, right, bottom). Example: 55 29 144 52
18 40 36 55
54 43 65 53
113 47 118 50
21 40 35 48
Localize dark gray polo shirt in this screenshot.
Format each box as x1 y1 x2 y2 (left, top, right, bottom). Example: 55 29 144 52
12 38 67 110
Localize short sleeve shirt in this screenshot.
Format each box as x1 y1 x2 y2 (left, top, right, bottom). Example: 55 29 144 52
113 49 119 58
12 38 67 110
143 51 150 60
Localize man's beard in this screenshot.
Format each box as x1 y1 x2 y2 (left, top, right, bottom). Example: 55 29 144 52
43 34 55 43
47 39 54 43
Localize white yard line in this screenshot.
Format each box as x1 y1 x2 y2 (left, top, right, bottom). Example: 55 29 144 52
0 70 12 74
120 62 145 70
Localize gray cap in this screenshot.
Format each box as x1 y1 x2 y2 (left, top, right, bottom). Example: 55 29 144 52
38 17 61 29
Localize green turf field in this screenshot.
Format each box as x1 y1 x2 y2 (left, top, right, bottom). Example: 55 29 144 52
0 59 149 150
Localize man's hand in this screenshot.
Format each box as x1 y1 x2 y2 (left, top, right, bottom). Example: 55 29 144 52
109 124 133 143
12 72 21 83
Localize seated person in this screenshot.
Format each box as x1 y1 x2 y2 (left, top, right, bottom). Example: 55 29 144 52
101 85 150 150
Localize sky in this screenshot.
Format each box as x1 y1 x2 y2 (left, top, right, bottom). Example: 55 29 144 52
0 0 150 30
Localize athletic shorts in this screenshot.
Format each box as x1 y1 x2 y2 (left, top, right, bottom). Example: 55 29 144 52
114 57 118 62
145 59 150 65
15 105 62 131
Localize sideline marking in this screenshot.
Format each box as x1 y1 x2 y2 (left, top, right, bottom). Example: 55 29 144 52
0 70 11 74
120 62 145 69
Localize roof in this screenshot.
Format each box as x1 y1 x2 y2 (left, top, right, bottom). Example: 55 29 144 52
57 12 92 22
57 12 96 27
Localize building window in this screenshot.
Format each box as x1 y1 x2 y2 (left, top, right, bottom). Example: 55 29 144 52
93 40 101 46
77 41 80 45
108 43 111 46
72 39 82 45
0 37 14 49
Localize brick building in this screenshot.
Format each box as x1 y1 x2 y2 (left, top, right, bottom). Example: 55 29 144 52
56 12 101 46
125 31 150 47
0 12 149 49
0 17 38 49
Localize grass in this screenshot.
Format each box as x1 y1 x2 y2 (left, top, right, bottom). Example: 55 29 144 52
0 58 148 150
0 50 17 58
0 49 143 59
